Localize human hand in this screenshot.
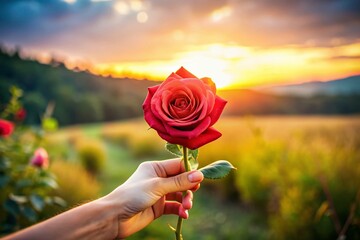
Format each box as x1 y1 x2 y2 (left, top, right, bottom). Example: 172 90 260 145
103 158 204 239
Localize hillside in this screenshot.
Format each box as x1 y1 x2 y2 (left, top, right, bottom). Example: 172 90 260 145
1 47 359 126
259 75 360 96
219 89 360 115
0 48 155 125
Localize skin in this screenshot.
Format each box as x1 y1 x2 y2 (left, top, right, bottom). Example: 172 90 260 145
3 158 203 240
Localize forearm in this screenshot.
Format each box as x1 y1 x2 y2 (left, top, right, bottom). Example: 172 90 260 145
3 197 119 240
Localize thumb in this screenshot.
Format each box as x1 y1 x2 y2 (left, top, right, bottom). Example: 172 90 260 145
160 170 203 194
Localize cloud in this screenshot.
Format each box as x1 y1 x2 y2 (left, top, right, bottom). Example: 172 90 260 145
0 0 359 62
228 0 360 46
329 55 360 61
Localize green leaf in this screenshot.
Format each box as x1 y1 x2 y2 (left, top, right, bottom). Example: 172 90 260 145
199 160 236 180
0 175 10 187
188 148 199 170
30 194 45 212
16 179 33 189
4 199 21 216
39 178 58 189
22 206 37 222
165 144 199 169
39 170 56 179
188 148 199 160
0 157 10 170
188 156 199 170
9 194 27 204
165 143 182 157
42 117 58 131
52 197 67 207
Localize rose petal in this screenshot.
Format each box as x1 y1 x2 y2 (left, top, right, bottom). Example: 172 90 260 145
205 89 215 115
143 86 167 133
153 81 195 121
209 96 227 126
176 67 198 78
170 98 192 119
157 127 222 150
164 117 211 139
201 77 216 93
157 72 183 91
168 72 182 79
154 79 209 125
163 89 193 119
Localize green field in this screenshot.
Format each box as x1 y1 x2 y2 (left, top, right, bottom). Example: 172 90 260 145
47 115 360 240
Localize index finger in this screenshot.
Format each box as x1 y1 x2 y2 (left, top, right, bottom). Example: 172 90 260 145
152 158 185 177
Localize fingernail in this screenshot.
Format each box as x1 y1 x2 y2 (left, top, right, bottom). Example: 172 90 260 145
188 171 203 183
185 210 189 219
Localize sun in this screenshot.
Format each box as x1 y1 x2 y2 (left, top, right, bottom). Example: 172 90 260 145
94 50 236 90
183 65 234 90
172 47 236 89
93 44 246 89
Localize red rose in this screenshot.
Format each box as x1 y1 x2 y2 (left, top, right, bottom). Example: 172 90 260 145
30 148 49 169
15 108 26 121
0 119 14 137
143 67 227 149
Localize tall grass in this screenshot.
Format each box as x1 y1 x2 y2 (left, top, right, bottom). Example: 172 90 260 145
101 116 360 239
45 116 360 239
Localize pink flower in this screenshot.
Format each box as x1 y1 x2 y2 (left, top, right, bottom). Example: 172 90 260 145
30 148 49 169
0 119 14 137
143 67 227 149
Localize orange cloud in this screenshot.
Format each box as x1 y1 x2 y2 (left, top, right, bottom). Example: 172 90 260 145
93 42 360 89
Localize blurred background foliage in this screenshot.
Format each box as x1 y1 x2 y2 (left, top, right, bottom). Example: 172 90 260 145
0 88 64 234
0 47 360 239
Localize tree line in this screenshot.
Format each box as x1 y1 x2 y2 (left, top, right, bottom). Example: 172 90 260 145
0 47 153 125
1 47 359 126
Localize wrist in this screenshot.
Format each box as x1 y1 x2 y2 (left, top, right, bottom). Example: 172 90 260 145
93 197 120 239
103 185 138 239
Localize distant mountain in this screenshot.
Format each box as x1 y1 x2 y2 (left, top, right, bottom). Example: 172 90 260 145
219 88 360 116
259 75 360 96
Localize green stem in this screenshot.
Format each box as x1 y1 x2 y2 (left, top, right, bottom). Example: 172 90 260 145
175 146 189 240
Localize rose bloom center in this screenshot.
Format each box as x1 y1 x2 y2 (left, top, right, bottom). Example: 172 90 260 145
173 97 189 109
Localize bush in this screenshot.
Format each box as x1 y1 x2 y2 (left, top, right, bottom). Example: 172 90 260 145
130 135 165 159
101 120 170 160
0 87 62 234
231 118 360 239
102 130 131 148
76 139 106 176
50 160 100 207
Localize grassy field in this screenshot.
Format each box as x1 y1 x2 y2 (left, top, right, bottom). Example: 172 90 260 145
47 115 360 240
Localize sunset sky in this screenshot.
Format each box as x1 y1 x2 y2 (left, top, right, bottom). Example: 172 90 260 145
0 0 359 89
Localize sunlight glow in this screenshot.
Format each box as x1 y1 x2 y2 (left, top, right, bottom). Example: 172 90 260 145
93 42 360 89
137 11 148 23
172 30 185 41
63 0 76 4
114 1 130 15
130 0 144 11
210 6 232 22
